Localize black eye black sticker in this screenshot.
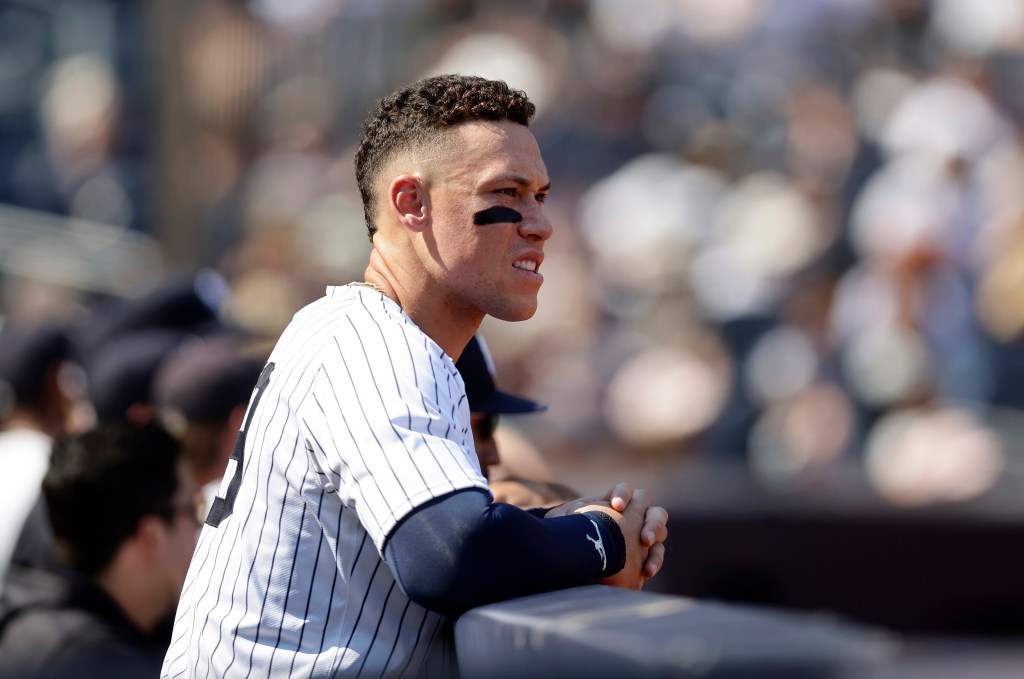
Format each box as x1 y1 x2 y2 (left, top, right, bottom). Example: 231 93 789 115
473 206 523 225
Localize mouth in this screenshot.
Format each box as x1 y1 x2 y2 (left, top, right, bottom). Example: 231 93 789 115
512 250 543 276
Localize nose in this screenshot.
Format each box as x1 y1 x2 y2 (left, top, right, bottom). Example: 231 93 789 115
518 207 553 242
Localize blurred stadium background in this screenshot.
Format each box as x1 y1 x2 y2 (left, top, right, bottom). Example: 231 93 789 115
3 0 1024 656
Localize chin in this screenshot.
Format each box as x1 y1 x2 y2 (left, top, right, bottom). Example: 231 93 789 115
489 299 538 323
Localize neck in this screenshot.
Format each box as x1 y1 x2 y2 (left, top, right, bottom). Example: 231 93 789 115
96 558 167 636
363 252 482 361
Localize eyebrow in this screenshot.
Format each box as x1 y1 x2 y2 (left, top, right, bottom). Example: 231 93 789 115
487 174 551 193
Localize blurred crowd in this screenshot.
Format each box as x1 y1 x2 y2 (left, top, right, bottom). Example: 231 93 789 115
2 0 1024 509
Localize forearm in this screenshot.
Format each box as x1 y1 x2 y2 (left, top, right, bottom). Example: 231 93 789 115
383 488 624 616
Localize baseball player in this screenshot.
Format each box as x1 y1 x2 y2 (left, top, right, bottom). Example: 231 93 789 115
161 74 667 678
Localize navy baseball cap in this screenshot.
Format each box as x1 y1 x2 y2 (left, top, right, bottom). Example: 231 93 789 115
76 269 240 361
456 336 546 415
0 321 72 402
86 330 186 423
154 338 263 423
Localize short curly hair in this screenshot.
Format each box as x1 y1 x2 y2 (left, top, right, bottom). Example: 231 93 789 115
355 74 536 241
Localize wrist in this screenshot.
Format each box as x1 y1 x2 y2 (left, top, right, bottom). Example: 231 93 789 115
581 510 627 577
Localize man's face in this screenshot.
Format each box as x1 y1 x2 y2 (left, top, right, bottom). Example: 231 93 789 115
422 121 552 322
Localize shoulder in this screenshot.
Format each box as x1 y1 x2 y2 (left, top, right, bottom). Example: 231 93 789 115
0 585 155 679
0 430 51 461
319 287 457 381
272 285 417 357
43 634 164 679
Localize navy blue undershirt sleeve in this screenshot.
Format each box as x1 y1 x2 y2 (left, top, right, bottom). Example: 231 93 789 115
383 488 626 616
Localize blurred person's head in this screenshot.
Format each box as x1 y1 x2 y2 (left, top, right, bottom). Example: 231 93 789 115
354 73 536 242
154 337 263 487
76 270 233 360
43 422 199 634
455 335 545 478
85 330 185 425
0 321 76 436
864 406 1004 506
604 339 733 453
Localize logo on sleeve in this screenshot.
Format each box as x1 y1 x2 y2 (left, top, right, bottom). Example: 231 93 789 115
586 518 607 571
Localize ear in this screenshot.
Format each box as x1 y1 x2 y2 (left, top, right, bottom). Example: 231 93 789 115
227 403 247 434
388 174 429 232
132 515 166 563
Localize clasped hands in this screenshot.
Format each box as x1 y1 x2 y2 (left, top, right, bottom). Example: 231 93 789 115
545 482 668 589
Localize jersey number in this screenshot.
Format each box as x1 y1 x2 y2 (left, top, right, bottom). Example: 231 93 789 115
205 361 275 528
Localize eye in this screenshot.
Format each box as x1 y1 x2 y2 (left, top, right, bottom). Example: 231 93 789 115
496 188 518 197
536 192 548 205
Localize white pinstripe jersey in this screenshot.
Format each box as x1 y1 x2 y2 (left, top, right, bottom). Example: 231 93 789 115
161 285 488 678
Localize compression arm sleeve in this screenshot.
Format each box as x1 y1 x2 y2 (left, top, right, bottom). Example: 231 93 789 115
383 488 626 616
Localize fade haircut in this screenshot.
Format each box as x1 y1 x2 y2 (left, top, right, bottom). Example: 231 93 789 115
354 74 536 241
43 422 182 577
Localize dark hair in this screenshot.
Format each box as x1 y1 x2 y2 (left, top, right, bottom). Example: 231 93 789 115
43 422 182 577
354 74 536 241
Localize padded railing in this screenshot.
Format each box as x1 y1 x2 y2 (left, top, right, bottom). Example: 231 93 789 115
456 584 894 679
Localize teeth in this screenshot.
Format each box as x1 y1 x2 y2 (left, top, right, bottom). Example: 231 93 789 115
514 260 537 272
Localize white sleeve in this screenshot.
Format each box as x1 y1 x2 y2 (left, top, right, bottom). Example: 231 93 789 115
299 313 488 552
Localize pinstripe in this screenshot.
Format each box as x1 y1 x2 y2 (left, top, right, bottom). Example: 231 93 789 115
358 301 456 484
318 368 393 529
323 527 369 675
164 510 224 675
264 498 306 678
379 597 413 675
191 301 347 674
308 499 345 679
161 286 487 678
168 305 335 678
353 580 397 678
231 406 306 677
424 336 453 440
190 527 236 679
217 310 338 638
163 528 220 677
260 432 311 679
285 486 324 678
209 377 312 677
395 608 430 678
203 388 288 677
417 613 451 678
328 535 380 676
305 400 367 521
336 322 424 499
334 325 461 503
396 323 474 480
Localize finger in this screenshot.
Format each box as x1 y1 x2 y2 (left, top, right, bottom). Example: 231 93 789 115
606 482 632 512
641 506 669 546
628 488 652 519
643 541 665 579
